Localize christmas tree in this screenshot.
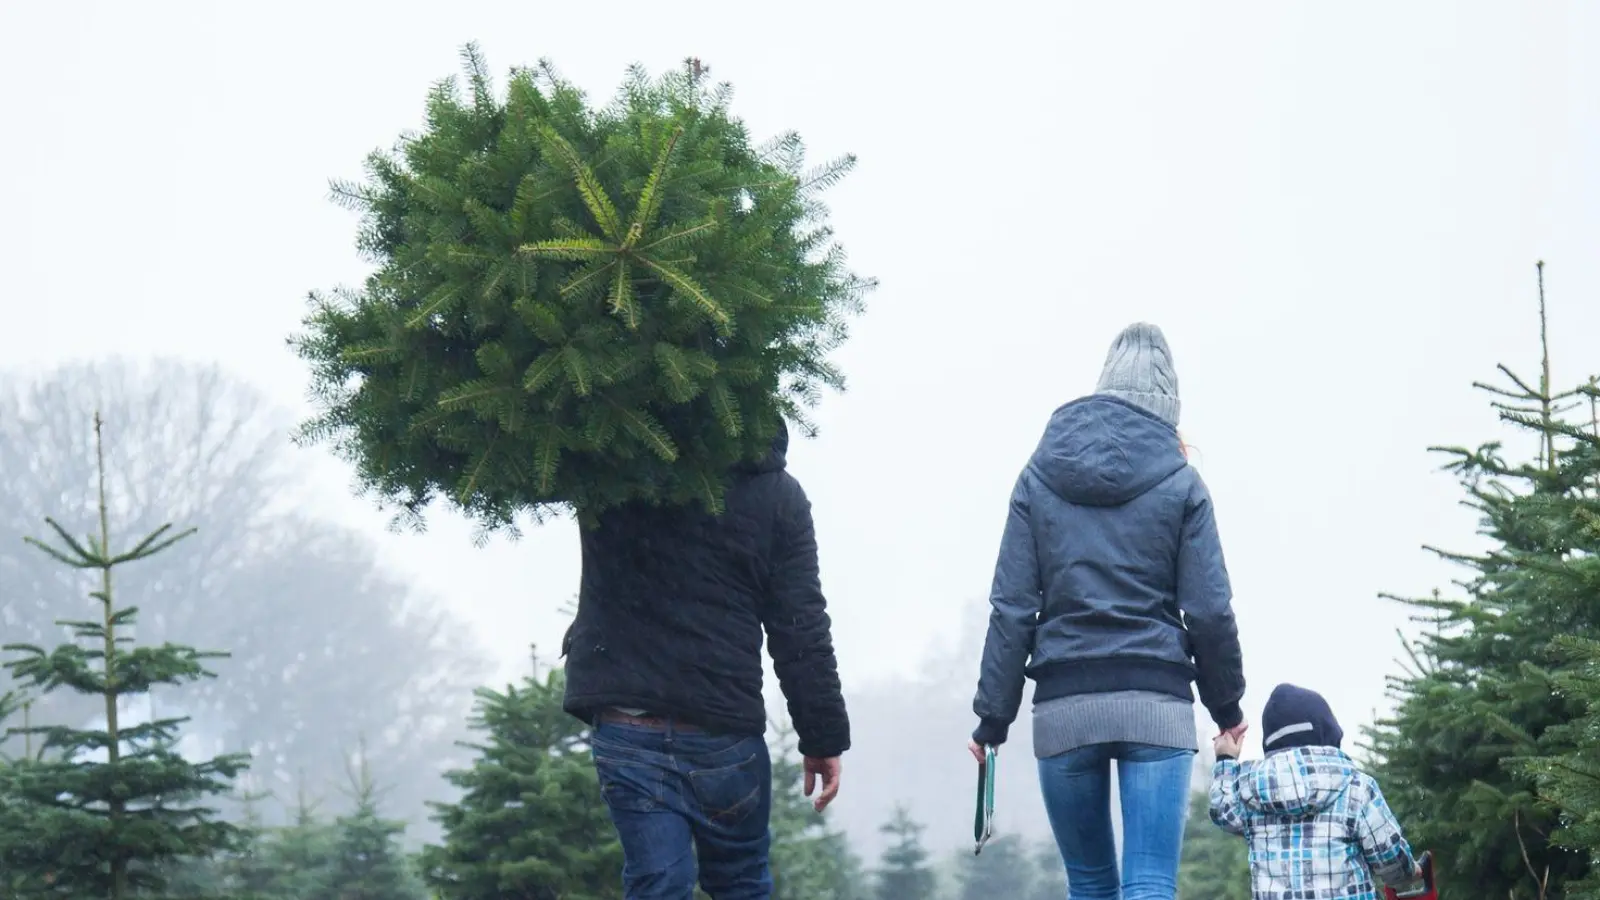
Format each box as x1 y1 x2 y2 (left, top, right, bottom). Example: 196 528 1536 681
0 412 249 898
293 46 873 534
1366 263 1597 897
767 721 867 900
1511 375 1600 898
418 661 622 899
1025 838 1067 900
873 804 937 900
259 777 339 898
217 780 287 897
1178 790 1249 900
317 739 430 900
957 833 1034 900
1519 632 1600 899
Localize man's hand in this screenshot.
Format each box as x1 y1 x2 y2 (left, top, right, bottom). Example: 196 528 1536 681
803 756 842 812
1213 721 1247 760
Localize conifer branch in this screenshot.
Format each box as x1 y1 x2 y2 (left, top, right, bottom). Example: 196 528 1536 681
631 126 683 239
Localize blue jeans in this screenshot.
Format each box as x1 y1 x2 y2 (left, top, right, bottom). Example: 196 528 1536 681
1038 742 1195 900
590 719 774 899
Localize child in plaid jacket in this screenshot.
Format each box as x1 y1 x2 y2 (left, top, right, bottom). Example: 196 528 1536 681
1209 684 1423 900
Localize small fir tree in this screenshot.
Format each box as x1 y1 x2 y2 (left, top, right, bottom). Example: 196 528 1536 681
957 833 1033 900
317 740 429 900
220 779 284 897
0 412 249 898
154 777 281 897
1027 837 1067 900
292 46 872 534
768 721 867 900
1178 790 1249 900
874 804 937 900
1366 263 1598 898
259 777 338 898
418 662 622 899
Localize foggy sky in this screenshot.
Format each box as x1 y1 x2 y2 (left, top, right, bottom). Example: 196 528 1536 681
4 0 1599 855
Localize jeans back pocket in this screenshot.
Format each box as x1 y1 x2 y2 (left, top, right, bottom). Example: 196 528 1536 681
687 749 766 829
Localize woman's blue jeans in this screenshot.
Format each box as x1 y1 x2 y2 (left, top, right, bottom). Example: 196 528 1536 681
1038 742 1195 900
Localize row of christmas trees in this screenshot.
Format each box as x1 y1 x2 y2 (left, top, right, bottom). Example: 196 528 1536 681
0 451 1059 900
6 31 1600 895
3 297 1598 897
0 407 1046 898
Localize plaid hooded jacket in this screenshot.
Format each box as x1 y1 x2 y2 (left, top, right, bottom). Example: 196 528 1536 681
1210 746 1417 900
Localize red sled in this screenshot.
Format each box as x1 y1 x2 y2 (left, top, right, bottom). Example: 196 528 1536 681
1384 851 1436 900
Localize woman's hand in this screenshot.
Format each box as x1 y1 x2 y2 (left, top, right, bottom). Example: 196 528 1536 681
1213 722 1247 759
968 739 986 763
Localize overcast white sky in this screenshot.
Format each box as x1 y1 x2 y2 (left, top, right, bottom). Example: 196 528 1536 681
3 1 1598 764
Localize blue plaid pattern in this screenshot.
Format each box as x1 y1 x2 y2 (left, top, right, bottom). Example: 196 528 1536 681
1209 747 1417 900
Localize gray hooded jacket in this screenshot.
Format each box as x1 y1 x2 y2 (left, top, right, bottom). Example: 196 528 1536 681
971 394 1245 747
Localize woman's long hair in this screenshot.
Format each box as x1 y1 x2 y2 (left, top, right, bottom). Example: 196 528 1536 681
1178 431 1197 463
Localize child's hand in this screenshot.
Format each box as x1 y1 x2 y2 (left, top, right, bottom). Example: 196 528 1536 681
1213 723 1247 759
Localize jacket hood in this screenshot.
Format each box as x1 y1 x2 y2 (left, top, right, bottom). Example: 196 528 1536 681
1239 746 1356 817
736 420 789 475
1263 683 1345 752
1027 395 1187 507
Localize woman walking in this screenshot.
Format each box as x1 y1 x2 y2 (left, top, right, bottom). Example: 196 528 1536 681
969 323 1247 900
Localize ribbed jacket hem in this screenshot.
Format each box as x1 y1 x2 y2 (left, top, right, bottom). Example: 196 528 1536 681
1031 657 1196 704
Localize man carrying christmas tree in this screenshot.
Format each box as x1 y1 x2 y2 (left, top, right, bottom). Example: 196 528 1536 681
563 419 850 899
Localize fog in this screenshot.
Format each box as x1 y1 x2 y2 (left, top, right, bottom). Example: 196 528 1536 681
3 0 1599 871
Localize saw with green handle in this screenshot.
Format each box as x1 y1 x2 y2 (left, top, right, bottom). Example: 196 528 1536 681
974 744 996 855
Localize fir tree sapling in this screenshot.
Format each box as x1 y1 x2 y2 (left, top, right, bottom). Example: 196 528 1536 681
318 737 430 900
261 776 340 899
874 804 938 900
1366 263 1599 898
1026 838 1068 900
0 412 249 898
767 720 867 900
418 662 622 900
957 833 1033 900
221 777 285 897
1178 790 1250 900
293 45 873 534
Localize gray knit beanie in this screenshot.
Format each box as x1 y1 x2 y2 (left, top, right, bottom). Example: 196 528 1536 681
1095 323 1180 426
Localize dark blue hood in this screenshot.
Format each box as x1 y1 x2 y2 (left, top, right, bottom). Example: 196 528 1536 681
1027 395 1187 508
1263 683 1344 752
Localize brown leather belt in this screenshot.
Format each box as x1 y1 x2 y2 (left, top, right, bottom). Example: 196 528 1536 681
597 709 702 732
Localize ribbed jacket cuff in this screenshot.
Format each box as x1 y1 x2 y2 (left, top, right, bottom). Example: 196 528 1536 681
1209 701 1243 731
797 733 850 759
973 717 1010 748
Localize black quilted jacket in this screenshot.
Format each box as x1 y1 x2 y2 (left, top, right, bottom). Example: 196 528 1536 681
562 423 850 759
